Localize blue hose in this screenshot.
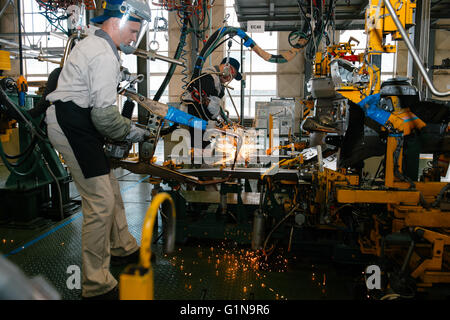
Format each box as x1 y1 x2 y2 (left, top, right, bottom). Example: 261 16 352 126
165 106 207 131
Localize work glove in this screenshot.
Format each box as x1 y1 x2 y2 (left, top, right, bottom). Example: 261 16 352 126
206 96 221 120
125 124 151 143
120 67 132 82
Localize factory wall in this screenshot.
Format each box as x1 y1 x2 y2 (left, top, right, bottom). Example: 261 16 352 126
396 27 450 102
277 32 305 100
432 28 450 101
0 0 19 78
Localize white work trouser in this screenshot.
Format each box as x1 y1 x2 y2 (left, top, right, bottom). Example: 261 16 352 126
45 105 139 297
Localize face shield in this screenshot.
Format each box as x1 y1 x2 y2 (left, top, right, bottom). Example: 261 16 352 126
117 0 151 54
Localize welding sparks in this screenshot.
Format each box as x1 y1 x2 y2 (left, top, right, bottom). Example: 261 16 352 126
166 239 291 299
208 127 260 166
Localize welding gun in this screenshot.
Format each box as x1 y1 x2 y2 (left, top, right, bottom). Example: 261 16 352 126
121 89 243 167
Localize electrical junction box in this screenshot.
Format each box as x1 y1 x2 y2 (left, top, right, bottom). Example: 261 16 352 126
254 98 302 135
254 98 303 151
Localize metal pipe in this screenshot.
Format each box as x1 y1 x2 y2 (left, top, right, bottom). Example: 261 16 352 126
0 32 66 38
134 48 185 67
17 0 23 75
383 0 450 97
416 0 431 97
0 38 27 48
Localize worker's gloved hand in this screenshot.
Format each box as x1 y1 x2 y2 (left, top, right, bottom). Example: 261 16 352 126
206 96 221 120
120 67 132 82
125 124 151 143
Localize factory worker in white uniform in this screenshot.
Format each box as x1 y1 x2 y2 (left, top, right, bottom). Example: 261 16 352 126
45 0 152 300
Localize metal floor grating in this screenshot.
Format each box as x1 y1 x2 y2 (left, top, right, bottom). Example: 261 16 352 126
2 170 361 300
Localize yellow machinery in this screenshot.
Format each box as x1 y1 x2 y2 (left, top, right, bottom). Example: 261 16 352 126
303 0 450 295
120 192 176 300
0 50 11 72
114 0 450 298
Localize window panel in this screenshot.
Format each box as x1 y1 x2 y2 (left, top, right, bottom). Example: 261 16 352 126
22 35 37 49
33 14 48 32
224 1 278 119
226 96 250 119
149 76 169 97
48 63 61 74
159 96 169 104
148 57 169 73
228 50 250 72
23 14 35 32
26 58 47 75
47 36 65 50
146 6 171 102
381 53 395 74
251 32 278 50
340 30 367 51
23 0 35 12
121 54 138 74
226 0 235 7
224 96 241 119
30 35 46 50
251 50 277 72
225 6 239 26
248 75 276 96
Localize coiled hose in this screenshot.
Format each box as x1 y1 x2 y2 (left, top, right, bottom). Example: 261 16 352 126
191 26 308 82
157 18 189 136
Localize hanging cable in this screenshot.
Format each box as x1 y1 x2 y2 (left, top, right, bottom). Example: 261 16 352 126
157 16 189 136
41 153 64 220
262 204 301 257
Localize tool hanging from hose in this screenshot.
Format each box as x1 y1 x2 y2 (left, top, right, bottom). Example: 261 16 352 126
191 25 310 85
120 88 243 168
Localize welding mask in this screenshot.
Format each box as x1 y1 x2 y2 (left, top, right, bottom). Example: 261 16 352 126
91 0 151 55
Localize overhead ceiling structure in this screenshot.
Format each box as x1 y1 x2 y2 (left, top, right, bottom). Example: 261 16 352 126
234 0 450 32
